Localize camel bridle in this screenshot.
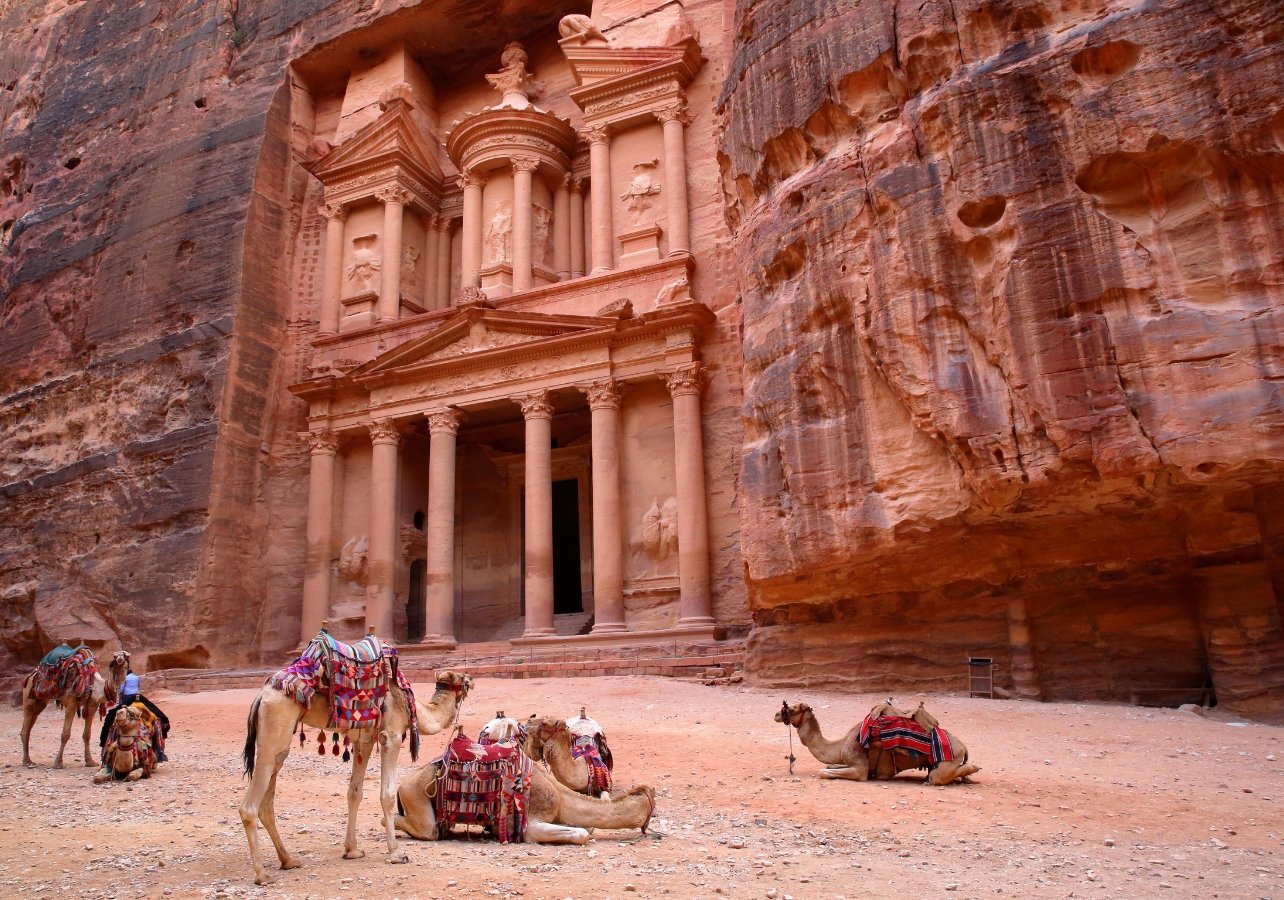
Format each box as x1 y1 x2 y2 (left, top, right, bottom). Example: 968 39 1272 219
780 701 798 774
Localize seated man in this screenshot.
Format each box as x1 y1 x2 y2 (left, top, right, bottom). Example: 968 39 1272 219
100 666 171 761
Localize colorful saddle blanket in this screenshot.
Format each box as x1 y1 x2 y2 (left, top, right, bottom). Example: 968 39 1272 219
434 733 532 843
31 644 98 702
103 703 159 775
570 734 613 796
269 632 418 754
859 714 954 768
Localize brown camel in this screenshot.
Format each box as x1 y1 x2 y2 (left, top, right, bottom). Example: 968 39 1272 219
21 648 130 768
524 716 612 797
394 717 653 845
775 701 980 786
93 704 159 784
239 661 472 886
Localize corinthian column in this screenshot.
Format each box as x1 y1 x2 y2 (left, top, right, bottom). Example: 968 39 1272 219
553 174 571 279
569 176 585 278
366 418 402 637
319 204 347 335
376 187 412 322
512 157 539 292
421 213 439 312
460 171 486 289
301 429 339 644
423 409 461 646
665 364 714 628
518 391 555 636
582 380 626 633
583 126 614 275
656 102 694 256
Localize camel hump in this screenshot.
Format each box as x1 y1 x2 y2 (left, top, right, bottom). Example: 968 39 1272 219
911 703 940 731
868 699 916 719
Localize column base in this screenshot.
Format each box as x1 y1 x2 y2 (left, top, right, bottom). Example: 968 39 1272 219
523 627 557 637
590 622 628 634
589 266 613 277
418 634 457 650
676 616 717 630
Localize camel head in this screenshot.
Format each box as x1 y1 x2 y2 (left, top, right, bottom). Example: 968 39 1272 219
433 670 474 700
524 716 568 760
110 706 144 774
774 702 812 728
108 650 131 681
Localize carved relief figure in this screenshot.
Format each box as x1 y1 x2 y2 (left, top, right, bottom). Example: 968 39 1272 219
558 14 607 45
347 236 380 294
620 159 661 225
632 497 679 578
532 204 552 267
337 536 369 584
485 42 544 107
485 204 513 265
656 274 691 305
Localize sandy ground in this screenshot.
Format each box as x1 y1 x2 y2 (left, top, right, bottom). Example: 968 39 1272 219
3 676 1283 899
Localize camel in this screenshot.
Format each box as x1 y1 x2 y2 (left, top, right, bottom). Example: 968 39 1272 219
775 701 980 786
93 704 159 784
21 647 130 768
394 716 653 845
239 644 473 886
524 715 613 798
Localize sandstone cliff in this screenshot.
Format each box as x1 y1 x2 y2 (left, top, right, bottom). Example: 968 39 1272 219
718 0 1284 711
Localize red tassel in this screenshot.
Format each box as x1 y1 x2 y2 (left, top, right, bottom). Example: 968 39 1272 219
298 730 305 747
317 741 326 756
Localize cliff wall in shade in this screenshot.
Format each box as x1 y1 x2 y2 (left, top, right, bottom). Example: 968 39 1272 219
717 0 1284 713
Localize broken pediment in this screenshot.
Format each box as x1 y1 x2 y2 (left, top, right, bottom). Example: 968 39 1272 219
348 307 621 383
304 93 444 191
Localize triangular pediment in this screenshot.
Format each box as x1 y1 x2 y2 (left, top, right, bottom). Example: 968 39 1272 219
305 98 443 187
350 308 618 382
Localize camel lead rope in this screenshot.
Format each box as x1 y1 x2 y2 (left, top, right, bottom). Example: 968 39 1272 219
781 700 796 775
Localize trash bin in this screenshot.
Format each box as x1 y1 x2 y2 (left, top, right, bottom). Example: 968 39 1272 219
968 657 994 699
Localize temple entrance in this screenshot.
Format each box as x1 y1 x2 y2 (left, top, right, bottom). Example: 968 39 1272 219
552 478 583 614
407 559 426 642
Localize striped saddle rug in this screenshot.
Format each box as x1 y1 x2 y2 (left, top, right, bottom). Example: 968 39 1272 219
434 733 532 843
570 734 614 796
31 644 98 702
859 704 954 769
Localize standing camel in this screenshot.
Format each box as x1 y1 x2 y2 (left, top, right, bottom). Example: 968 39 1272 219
395 717 652 844
239 642 472 887
524 716 613 797
775 701 979 785
21 647 129 768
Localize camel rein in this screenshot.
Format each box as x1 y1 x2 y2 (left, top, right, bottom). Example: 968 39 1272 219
780 701 796 774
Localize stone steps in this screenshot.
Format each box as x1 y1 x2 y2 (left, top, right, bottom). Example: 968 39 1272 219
152 637 746 693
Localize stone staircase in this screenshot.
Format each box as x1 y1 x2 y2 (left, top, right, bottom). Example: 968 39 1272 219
472 611 593 644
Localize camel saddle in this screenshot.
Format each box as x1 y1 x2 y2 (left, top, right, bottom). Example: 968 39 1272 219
270 631 418 750
433 732 532 843
570 734 613 796
31 644 98 702
102 703 159 776
860 700 953 769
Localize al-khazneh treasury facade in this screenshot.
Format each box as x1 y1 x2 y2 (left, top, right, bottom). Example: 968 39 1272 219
286 7 745 649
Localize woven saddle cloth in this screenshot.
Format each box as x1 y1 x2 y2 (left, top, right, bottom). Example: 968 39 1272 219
270 631 416 735
434 733 533 844
32 645 98 702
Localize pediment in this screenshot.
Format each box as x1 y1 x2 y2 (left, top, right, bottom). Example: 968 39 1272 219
350 308 617 381
305 98 443 187
563 41 703 91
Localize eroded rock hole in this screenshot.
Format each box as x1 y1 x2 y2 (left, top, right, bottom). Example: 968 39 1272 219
1070 40 1141 80
957 195 1007 229
194 97 206 109
64 157 81 170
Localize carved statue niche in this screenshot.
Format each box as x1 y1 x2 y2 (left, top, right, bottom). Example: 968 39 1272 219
620 159 661 226
347 235 380 294
485 203 513 265
532 204 552 267
631 497 679 578
337 536 369 584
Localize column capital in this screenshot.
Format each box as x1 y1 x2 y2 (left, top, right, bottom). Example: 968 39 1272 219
427 408 463 435
368 418 404 445
320 203 348 222
655 101 695 127
421 212 439 231
581 379 622 410
433 215 454 234
511 156 540 175
664 363 705 398
302 429 340 455
516 390 554 420
568 174 585 195
580 125 611 145
375 186 414 206
458 170 488 190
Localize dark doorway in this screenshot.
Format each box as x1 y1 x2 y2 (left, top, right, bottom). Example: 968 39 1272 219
552 479 583 614
407 559 426 642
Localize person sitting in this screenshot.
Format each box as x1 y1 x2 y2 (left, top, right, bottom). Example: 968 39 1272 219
100 666 171 761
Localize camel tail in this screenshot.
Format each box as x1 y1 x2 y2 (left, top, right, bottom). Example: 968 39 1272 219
242 695 262 776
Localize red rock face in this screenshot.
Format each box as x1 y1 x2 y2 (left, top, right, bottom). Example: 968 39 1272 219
718 0 1284 711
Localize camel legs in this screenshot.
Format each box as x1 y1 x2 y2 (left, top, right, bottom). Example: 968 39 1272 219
240 736 294 886
53 701 77 769
258 769 301 871
523 820 590 845
19 697 46 767
342 733 375 860
927 761 981 786
377 729 408 864
79 704 95 766
393 787 439 840
817 766 871 781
